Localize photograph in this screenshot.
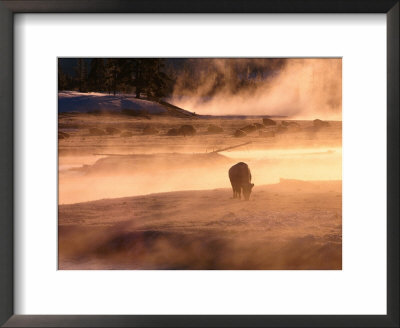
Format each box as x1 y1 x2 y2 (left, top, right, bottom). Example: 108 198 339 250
58 58 342 270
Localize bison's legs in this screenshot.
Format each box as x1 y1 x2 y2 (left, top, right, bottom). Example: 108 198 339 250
233 188 239 199
230 183 236 198
231 183 240 199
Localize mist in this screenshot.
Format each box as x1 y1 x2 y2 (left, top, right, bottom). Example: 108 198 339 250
169 58 342 119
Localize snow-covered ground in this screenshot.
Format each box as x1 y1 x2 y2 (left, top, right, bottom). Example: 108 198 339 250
58 91 167 114
58 115 342 269
59 180 342 270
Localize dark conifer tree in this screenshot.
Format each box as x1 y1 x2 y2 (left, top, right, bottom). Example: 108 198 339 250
58 62 68 91
132 59 173 100
116 59 135 93
75 58 88 92
88 58 106 92
133 59 144 98
105 59 120 95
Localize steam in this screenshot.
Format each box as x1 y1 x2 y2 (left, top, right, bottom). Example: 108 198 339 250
169 58 342 120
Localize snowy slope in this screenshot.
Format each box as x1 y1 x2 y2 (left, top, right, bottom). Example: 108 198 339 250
58 91 167 114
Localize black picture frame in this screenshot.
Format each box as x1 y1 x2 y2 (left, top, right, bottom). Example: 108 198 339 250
0 1 398 327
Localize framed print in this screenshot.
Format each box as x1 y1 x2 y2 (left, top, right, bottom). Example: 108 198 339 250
0 1 398 327
57 57 343 271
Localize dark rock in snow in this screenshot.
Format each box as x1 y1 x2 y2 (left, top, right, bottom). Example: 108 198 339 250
178 125 196 136
142 126 159 135
207 124 223 133
167 128 180 136
313 119 330 128
263 118 277 126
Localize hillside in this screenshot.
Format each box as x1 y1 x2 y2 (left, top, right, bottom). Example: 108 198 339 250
58 91 196 117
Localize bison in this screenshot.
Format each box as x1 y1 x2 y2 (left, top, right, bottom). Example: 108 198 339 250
228 162 254 200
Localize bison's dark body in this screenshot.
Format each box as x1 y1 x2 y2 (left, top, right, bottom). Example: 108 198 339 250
228 162 254 200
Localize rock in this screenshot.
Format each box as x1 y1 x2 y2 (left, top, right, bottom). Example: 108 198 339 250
234 129 247 137
106 127 121 135
263 118 277 126
142 126 159 135
207 124 223 133
258 130 275 138
313 119 330 128
89 127 106 136
167 128 180 136
120 131 133 137
178 125 196 136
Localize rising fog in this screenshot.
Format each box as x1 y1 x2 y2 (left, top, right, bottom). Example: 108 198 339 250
169 58 342 119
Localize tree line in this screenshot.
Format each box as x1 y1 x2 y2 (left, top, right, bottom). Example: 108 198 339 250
58 58 287 100
58 58 174 100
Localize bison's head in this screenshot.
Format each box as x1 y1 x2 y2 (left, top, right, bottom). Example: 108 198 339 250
243 183 254 201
